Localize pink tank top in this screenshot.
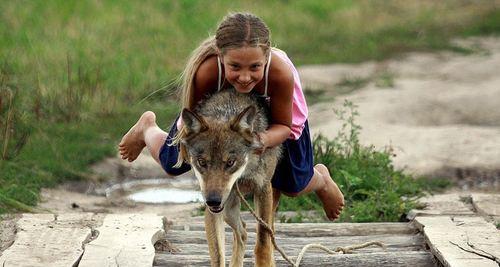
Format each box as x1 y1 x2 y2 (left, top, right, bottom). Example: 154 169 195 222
271 48 308 140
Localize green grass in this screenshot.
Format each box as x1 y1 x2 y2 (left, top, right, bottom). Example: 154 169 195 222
335 77 370 94
0 0 497 215
374 71 396 88
0 101 178 214
2 1 500 110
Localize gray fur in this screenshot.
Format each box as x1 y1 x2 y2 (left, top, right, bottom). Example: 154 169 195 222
181 88 281 266
184 88 281 188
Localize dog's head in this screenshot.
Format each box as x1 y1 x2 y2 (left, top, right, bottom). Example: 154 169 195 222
181 106 261 214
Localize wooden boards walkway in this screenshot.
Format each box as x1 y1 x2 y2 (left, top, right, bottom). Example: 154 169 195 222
0 213 96 267
79 214 165 267
154 214 437 267
1 192 499 266
0 212 436 267
415 216 500 267
0 213 165 267
410 193 500 267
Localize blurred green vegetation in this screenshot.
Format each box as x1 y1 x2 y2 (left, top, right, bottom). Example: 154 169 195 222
0 0 498 214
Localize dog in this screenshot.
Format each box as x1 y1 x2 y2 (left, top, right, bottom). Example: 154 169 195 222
180 88 281 267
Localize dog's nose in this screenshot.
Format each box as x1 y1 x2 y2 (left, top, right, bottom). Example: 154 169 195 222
205 192 222 207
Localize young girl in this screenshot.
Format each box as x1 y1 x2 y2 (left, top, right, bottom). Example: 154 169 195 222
119 12 344 220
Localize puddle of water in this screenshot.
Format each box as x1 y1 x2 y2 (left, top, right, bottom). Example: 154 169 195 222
128 188 204 204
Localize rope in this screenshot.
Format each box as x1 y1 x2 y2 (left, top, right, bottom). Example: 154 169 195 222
235 184 386 267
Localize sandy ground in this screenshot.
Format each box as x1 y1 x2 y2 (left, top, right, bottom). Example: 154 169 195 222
35 153 202 221
303 37 500 190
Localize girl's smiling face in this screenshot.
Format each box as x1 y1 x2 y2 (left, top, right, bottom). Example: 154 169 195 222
221 46 267 93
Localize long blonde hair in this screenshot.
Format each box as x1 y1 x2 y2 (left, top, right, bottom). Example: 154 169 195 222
172 12 271 167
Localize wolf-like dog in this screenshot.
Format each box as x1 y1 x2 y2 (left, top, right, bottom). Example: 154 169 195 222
181 88 281 267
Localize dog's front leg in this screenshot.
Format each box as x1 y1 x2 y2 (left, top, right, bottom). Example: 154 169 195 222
253 183 275 267
205 209 226 267
224 191 247 267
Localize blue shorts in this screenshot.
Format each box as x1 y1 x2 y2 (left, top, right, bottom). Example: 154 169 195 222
271 121 314 193
159 117 314 193
159 117 191 176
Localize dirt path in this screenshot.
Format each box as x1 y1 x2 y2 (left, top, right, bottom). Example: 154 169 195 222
303 36 500 190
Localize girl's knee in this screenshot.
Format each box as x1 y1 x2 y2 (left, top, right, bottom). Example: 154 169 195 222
163 165 190 176
164 170 179 177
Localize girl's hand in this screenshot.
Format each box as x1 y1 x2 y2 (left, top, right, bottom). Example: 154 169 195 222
252 125 290 155
253 132 266 155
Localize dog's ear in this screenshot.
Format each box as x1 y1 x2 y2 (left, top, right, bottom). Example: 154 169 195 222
230 106 256 134
181 108 208 136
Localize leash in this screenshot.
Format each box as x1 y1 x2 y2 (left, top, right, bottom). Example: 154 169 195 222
235 184 386 267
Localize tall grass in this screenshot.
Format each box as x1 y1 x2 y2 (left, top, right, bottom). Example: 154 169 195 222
0 0 497 214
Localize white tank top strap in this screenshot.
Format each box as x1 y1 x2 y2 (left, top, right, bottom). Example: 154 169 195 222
264 50 272 97
217 56 222 91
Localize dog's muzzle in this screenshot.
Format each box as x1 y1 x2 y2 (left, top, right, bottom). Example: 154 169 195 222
206 193 224 214
207 205 224 213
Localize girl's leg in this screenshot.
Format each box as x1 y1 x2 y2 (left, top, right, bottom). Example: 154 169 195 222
282 164 344 221
118 111 167 164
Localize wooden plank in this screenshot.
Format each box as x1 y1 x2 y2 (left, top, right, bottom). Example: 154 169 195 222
407 193 475 220
184 211 324 224
171 222 417 236
79 213 165 267
0 213 95 267
0 214 19 255
154 250 437 267
471 193 500 223
415 216 500 267
157 236 425 257
165 230 424 249
159 243 425 258
159 223 431 266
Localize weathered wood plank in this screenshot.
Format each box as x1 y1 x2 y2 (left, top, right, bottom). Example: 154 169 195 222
0 214 19 255
79 213 165 267
158 240 425 257
415 215 500 267
171 222 417 236
165 230 424 249
407 193 475 220
184 211 324 224
154 250 437 267
471 193 500 223
159 224 431 266
0 213 95 267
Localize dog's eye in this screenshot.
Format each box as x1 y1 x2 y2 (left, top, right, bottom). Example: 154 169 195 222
197 158 207 167
226 158 235 168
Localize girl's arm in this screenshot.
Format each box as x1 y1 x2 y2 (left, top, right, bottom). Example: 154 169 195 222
258 60 294 149
191 56 219 109
258 124 291 149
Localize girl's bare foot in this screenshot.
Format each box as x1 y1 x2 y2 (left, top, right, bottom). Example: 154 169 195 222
118 111 156 162
314 164 345 221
